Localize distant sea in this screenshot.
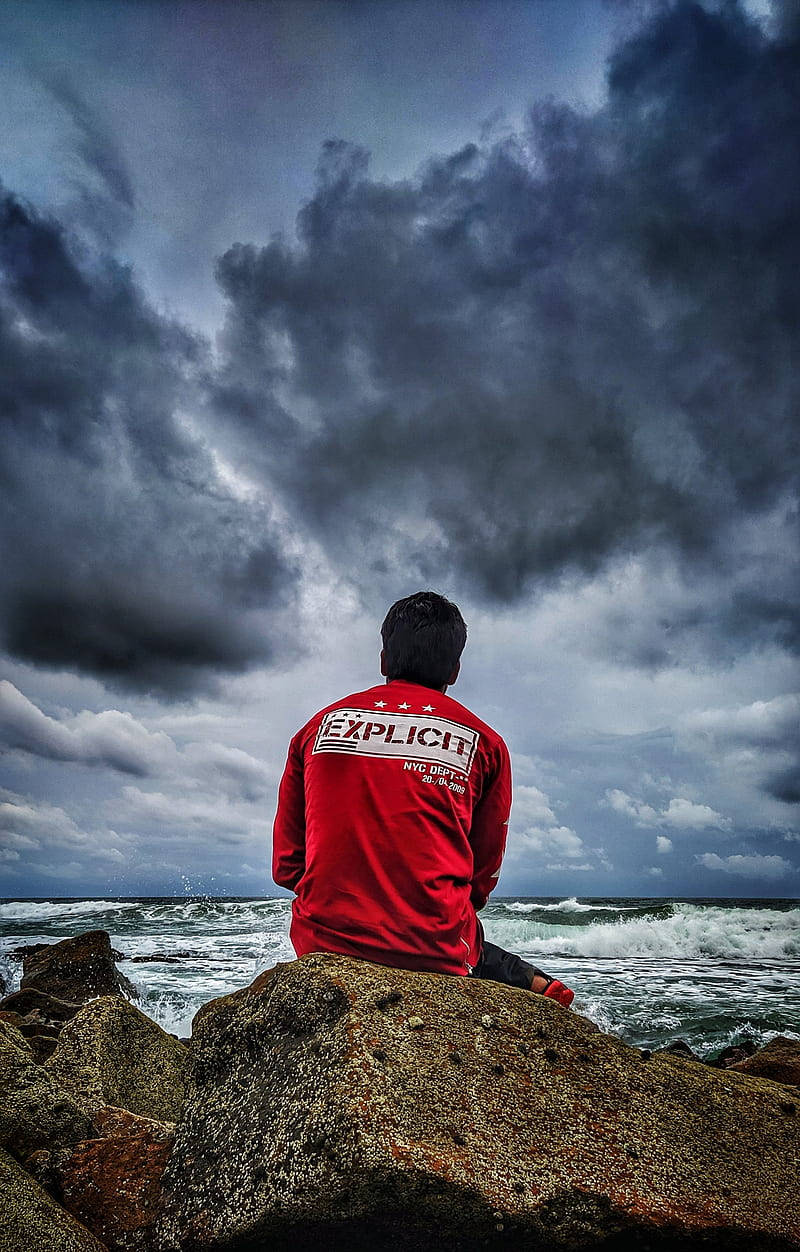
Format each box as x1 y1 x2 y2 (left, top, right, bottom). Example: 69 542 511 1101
1 896 798 1056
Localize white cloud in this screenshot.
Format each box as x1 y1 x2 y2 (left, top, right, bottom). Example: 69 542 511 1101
682 693 800 747
542 862 593 873
679 693 800 807
646 866 663 877
605 788 730 831
507 785 586 863
696 852 795 880
605 788 658 824
656 835 672 853
659 797 731 831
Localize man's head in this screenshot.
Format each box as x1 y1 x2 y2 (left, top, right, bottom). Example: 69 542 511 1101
380 591 467 691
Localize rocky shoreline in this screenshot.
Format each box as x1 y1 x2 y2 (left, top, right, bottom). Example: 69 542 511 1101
1 930 798 1250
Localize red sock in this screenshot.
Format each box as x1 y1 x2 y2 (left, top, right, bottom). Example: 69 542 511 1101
543 979 574 1008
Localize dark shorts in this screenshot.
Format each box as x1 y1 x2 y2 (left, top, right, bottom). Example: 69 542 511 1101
471 938 538 991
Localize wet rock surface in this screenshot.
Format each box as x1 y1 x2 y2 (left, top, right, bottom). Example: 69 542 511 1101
19 930 137 1004
654 1038 701 1063
710 1041 759 1069
0 1019 96 1161
127 952 197 964
1 1147 109 1252
728 1036 800 1089
154 953 800 1252
47 996 189 1121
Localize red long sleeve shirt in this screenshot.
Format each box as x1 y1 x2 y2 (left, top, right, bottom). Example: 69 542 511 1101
272 678 511 976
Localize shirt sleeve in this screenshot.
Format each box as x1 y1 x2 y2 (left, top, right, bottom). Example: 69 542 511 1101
469 738 512 911
272 731 307 892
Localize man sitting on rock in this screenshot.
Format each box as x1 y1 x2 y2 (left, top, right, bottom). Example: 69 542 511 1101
272 590 574 1006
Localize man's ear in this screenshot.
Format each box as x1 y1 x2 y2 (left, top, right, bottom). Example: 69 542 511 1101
446 660 460 687
380 649 388 677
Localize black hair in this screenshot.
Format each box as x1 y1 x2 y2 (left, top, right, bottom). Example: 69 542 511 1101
380 591 467 690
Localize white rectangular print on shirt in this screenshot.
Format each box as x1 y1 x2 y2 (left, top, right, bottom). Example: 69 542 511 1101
312 707 480 775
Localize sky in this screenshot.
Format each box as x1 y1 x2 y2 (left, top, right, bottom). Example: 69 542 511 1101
0 0 798 900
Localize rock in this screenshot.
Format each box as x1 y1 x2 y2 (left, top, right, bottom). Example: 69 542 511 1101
9 942 52 960
26 1032 59 1063
0 1147 109 1252
655 1038 701 1063
190 963 279 1036
0 988 83 1063
729 1036 800 1088
46 1116 174 1252
154 954 800 1252
710 1041 759 1069
20 931 137 1004
0 1019 96 1161
128 952 196 964
92 1105 175 1139
0 1010 26 1030
0 986 84 1024
48 996 188 1121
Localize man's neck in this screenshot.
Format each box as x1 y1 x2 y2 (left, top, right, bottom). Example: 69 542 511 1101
386 677 447 695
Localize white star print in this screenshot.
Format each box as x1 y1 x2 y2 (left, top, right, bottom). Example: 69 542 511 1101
398 702 411 710
422 704 435 712
374 700 387 708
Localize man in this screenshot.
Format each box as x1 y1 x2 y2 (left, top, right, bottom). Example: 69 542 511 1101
272 591 574 1005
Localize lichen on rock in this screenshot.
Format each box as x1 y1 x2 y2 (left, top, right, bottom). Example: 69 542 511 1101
0 1146 108 1252
0 1019 96 1162
47 996 188 1122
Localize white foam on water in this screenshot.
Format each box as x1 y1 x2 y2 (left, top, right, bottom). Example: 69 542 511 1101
0 899 141 921
484 902 800 960
502 898 647 914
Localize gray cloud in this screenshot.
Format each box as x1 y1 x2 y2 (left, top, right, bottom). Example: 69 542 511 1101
0 680 271 800
212 2 799 659
0 679 167 775
0 186 296 694
39 72 135 249
680 693 800 806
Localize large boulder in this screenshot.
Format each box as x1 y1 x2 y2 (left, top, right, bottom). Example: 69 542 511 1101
729 1036 800 1089
48 996 188 1121
154 954 800 1252
0 1019 96 1161
0 1146 108 1252
20 931 136 1004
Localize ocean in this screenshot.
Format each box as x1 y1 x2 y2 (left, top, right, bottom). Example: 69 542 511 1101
1 896 798 1057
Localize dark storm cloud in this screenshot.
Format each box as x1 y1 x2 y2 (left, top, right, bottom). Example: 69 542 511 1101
0 186 295 694
213 1 799 652
39 72 135 248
